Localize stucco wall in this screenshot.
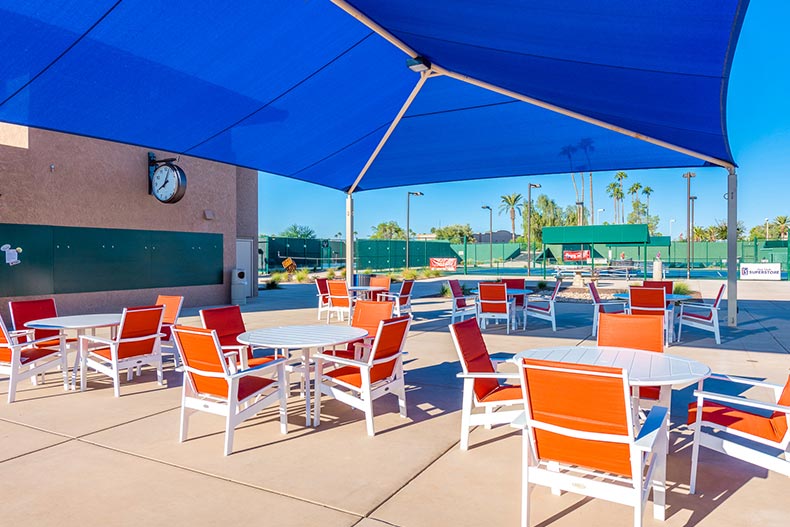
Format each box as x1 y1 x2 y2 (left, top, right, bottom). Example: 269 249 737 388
0 127 257 317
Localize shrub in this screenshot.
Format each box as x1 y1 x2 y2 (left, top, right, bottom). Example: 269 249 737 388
295 269 309 283
673 282 693 295
425 269 444 278
536 280 548 290
340 268 347 279
326 268 336 280
362 268 372 275
267 272 286 289
439 283 451 297
387 271 400 282
402 268 418 280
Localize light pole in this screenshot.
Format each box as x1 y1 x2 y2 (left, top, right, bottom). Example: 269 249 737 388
669 219 675 240
405 191 423 269
690 195 697 269
596 208 605 225
482 205 493 268
765 217 770 240
526 183 541 275
683 172 696 279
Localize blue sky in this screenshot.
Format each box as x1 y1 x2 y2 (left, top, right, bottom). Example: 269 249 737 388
259 2 790 240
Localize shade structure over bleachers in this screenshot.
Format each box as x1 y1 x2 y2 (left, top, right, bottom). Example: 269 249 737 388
0 0 747 192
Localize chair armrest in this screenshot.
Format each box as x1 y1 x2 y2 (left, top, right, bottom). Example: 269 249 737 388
510 410 528 430
634 406 669 451
707 374 782 389
378 292 398 300
116 332 166 344
692 390 790 414
79 334 115 345
682 302 714 310
457 371 520 380
16 334 68 348
228 358 286 380
314 352 367 369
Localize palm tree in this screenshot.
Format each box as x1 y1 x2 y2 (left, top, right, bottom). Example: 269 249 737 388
559 145 583 225
614 171 628 223
578 138 595 224
498 193 524 241
776 215 789 240
606 182 619 224
613 185 624 224
628 182 642 223
642 186 653 217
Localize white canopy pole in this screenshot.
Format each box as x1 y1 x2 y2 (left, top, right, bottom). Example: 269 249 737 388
727 167 738 326
344 70 432 284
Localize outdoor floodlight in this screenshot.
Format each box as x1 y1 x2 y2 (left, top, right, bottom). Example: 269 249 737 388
406 56 431 72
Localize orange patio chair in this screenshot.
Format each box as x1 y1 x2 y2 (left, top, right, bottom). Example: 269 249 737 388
378 279 414 316
327 279 354 322
598 313 666 410
200 306 280 368
525 279 561 331
155 294 184 368
628 286 672 344
688 372 790 493
369 275 391 292
8 298 77 347
514 359 668 527
313 315 411 435
502 276 527 308
315 278 330 321
588 281 626 336
172 325 288 456
1 314 69 403
449 318 521 450
327 300 394 361
448 279 476 324
677 284 725 345
79 305 165 397
477 282 518 333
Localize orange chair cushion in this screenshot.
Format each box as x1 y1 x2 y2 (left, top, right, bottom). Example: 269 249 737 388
237 376 276 401
688 400 788 443
326 365 364 388
479 385 521 403
0 345 60 364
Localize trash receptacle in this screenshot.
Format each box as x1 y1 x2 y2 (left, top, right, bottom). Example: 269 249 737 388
652 260 663 280
355 273 371 287
231 268 248 305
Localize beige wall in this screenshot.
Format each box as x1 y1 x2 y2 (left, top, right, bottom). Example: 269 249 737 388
0 127 258 317
235 166 259 297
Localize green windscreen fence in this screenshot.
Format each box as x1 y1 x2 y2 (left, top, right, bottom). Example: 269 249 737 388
0 223 223 296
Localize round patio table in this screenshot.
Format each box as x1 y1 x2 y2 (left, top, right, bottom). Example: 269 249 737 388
237 325 367 426
26 314 122 389
613 293 692 302
512 345 711 420
348 285 388 301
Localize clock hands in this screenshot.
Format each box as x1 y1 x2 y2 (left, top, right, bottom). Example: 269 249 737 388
158 175 170 191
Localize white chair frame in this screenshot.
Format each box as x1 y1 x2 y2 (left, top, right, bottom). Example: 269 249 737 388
525 280 561 331
689 373 790 494
513 362 669 527
677 285 725 345
158 295 184 369
316 280 331 321
79 307 164 397
174 326 288 456
379 280 414 316
627 287 673 345
588 282 626 336
449 322 521 450
313 317 410 436
327 284 354 323
449 289 477 324
1 318 69 403
477 297 516 333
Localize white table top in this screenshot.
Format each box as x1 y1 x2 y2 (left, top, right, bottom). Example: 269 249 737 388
512 346 710 386
237 324 368 349
348 286 387 291
613 293 691 302
26 313 122 330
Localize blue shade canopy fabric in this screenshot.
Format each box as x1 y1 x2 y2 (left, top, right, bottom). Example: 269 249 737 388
0 0 748 192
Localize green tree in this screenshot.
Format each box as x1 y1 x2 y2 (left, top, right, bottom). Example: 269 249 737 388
775 215 789 240
712 220 745 241
606 182 620 224
370 221 406 239
521 194 562 244
498 193 524 241
432 224 475 244
614 171 628 223
627 182 642 223
280 224 316 239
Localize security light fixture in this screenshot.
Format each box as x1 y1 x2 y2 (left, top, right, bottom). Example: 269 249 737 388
406 56 431 72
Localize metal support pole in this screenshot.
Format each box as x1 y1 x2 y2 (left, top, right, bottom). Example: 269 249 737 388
727 168 738 326
463 235 468 275
406 193 410 269
690 196 697 269
683 172 695 279
489 211 493 268
345 193 354 287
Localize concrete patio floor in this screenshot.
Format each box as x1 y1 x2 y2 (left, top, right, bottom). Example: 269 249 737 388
2 276 789 526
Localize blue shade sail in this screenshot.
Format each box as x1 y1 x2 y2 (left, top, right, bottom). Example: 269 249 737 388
0 1 748 192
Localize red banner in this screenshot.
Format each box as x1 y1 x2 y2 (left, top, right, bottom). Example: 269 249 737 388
563 250 590 261
429 257 458 271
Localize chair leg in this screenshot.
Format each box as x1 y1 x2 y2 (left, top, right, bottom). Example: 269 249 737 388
7 368 18 403
713 317 721 345
278 367 288 434
224 413 235 456
113 370 121 398
363 393 375 436
592 308 599 336
521 429 530 527
396 376 407 418
180 406 191 442
484 406 493 429
677 318 683 342
689 428 701 495
80 353 88 392
156 360 164 386
60 352 69 391
460 381 473 450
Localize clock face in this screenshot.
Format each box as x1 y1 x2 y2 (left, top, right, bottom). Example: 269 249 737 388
151 164 186 203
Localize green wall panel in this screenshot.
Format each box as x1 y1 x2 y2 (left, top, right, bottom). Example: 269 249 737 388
0 223 223 296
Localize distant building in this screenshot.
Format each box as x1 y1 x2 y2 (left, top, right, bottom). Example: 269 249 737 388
474 230 513 243
414 233 437 241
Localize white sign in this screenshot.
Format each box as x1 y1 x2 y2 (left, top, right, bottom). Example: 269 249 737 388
740 263 781 281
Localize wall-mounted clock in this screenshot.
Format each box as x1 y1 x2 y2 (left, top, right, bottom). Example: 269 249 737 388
150 161 187 204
